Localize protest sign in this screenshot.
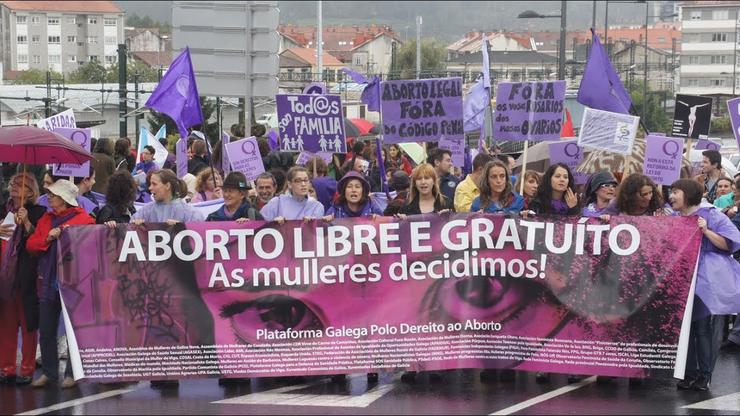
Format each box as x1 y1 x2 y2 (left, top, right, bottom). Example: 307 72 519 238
224 136 264 181
643 135 684 185
221 131 231 175
438 135 465 167
276 94 346 153
59 215 699 382
548 139 587 184
727 97 740 151
37 109 76 131
52 128 91 177
493 81 566 141
577 108 640 154
672 94 712 139
380 77 464 144
694 138 721 151
296 151 333 166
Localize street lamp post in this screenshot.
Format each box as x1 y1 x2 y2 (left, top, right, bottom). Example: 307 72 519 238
518 0 567 80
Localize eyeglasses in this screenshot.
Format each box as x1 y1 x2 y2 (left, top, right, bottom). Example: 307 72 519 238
599 183 617 189
292 178 310 184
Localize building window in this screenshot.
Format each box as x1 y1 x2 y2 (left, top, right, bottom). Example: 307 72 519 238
89 55 99 62
104 18 116 26
710 79 725 86
32 55 40 64
105 55 116 64
87 36 98 44
17 35 27 44
355 57 362 66
48 36 60 44
67 36 76 43
47 17 60 25
31 35 39 44
690 11 701 20
712 33 728 42
66 16 76 24
711 55 728 64
16 15 27 24
88 17 97 25
658 36 666 43
48 55 60 64
688 79 698 87
687 56 699 64
713 10 729 20
17 54 28 64
104 36 116 45
68 55 77 63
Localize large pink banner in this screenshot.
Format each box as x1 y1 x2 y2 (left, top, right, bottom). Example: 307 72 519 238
58 214 701 381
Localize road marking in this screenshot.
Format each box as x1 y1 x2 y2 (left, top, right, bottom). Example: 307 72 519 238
15 383 143 416
682 392 740 412
213 378 397 408
489 376 597 415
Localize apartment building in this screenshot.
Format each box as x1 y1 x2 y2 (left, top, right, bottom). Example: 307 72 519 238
0 1 124 74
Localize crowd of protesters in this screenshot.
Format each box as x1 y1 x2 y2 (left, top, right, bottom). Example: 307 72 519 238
0 123 738 394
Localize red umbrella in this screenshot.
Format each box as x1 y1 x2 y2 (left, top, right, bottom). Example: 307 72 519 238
0 126 93 165
350 118 380 136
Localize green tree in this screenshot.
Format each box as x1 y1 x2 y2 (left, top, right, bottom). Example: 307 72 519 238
392 39 447 79
147 97 219 143
12 69 63 85
68 61 107 83
104 60 160 83
629 82 670 134
125 13 171 34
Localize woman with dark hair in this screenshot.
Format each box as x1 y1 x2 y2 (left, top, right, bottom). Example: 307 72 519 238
324 171 383 220
114 138 133 172
27 180 94 388
582 170 618 219
513 170 540 210
470 160 524 214
385 144 413 175
0 173 46 386
528 163 580 216
615 173 664 216
398 163 454 217
133 145 157 175
97 171 137 226
132 169 204 224
91 138 115 194
669 179 740 391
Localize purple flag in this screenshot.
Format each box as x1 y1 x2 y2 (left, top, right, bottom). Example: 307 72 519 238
342 67 379 112
221 131 231 175
145 47 204 138
267 130 280 151
464 35 491 134
176 138 187 179
577 30 632 115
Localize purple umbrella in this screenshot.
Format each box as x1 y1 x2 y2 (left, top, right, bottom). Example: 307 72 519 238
0 126 93 165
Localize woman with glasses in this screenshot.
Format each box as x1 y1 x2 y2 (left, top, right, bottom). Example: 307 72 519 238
260 166 324 223
582 171 619 219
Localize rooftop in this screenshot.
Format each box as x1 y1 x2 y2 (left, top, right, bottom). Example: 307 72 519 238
0 1 122 14
281 48 344 67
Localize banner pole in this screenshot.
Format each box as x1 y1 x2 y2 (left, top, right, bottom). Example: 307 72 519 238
519 140 529 195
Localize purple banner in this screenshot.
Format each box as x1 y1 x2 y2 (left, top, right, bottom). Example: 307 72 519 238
224 136 264 181
380 77 464 144
548 140 587 185
276 94 346 153
59 215 700 382
493 81 566 141
643 135 684 186
726 97 740 152
694 139 721 151
52 128 91 177
438 135 465 167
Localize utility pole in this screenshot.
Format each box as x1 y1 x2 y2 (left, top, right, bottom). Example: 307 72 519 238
416 15 422 79
604 1 610 56
317 0 323 82
134 72 140 137
558 0 567 80
118 43 127 139
644 1 648 113
592 0 597 29
45 71 52 117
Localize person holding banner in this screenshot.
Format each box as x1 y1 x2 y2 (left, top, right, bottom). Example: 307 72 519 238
260 166 324 223
191 170 223 203
206 172 263 222
398 164 455 217
133 145 158 175
131 169 205 224
582 171 619 219
324 171 383 221
669 179 740 391
0 173 45 386
528 163 581 217
513 170 540 210
470 160 524 215
27 180 95 388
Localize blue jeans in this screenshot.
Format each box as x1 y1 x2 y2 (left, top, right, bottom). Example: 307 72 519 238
39 293 72 381
685 315 723 379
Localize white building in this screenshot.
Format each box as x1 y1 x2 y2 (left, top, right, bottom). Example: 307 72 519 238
679 1 740 101
0 1 124 74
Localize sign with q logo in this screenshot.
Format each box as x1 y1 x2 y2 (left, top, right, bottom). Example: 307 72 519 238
224 136 265 181
643 134 683 185
52 128 92 178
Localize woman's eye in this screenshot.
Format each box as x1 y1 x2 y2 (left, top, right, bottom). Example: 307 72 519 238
220 295 324 343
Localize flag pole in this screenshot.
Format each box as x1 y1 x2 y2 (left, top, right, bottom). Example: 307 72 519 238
519 140 529 195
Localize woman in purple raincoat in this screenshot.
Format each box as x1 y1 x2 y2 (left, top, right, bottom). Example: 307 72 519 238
669 179 740 392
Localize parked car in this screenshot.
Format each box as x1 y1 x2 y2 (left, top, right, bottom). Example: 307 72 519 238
256 113 279 130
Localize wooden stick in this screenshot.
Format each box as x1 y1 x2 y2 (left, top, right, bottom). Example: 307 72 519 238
518 140 529 195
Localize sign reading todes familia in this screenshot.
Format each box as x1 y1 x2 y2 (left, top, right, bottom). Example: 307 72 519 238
494 81 566 141
380 77 464 144
276 94 346 153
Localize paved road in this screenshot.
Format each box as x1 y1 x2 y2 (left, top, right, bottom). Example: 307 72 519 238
2 350 739 415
